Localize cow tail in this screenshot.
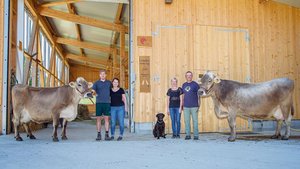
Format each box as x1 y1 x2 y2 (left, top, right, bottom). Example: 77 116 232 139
291 105 294 116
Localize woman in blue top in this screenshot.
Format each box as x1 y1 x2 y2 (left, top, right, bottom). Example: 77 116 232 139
167 77 183 138
110 78 128 141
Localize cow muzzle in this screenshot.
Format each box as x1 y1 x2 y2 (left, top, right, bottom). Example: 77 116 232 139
198 88 207 96
84 92 93 98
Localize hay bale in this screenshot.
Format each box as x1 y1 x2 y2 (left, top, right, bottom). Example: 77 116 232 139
77 104 91 120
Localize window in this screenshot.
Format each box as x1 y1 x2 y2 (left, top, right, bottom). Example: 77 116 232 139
24 9 34 52
56 54 63 86
40 31 52 83
65 66 69 83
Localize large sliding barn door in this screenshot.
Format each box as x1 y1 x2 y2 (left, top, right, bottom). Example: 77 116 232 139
152 24 251 133
194 25 251 132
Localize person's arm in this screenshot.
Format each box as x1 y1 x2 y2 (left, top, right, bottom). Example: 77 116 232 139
181 94 184 112
91 82 97 95
179 94 183 113
122 94 128 112
167 96 170 115
196 83 201 107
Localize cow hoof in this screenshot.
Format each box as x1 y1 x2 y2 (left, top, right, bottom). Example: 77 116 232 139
271 135 281 139
228 136 236 142
16 137 23 141
61 136 68 140
281 136 289 140
29 135 36 139
52 137 59 142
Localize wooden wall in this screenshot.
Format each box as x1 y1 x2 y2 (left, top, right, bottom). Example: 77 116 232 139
133 0 300 133
0 0 4 133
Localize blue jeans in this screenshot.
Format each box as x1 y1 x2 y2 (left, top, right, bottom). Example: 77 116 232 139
110 106 125 136
169 107 181 136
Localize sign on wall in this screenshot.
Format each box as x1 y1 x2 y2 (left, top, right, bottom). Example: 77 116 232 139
137 36 152 47
139 56 150 93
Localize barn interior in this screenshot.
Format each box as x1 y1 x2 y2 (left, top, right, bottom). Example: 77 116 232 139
0 0 130 134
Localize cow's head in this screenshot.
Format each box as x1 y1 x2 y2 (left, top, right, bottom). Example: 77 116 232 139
198 71 221 96
69 77 93 98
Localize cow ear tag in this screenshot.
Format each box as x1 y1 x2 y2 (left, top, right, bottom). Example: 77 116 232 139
69 82 76 88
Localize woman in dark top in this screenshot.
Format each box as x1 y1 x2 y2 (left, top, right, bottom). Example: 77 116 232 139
110 78 128 141
167 77 183 138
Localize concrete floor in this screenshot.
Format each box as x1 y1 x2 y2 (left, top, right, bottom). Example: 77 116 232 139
1 121 300 169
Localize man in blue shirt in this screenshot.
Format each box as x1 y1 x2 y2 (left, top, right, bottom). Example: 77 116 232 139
182 71 200 140
92 70 112 141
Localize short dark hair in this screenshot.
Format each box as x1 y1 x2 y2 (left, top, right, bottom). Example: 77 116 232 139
112 78 120 87
99 69 106 73
186 71 193 75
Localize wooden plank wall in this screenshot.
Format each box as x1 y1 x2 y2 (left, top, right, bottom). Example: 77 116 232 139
0 0 4 133
133 0 300 133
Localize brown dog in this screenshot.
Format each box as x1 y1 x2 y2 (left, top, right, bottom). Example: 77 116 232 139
153 113 166 139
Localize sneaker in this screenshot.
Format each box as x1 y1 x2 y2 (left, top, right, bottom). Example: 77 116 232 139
176 135 180 138
105 133 111 141
111 136 115 140
96 133 101 141
185 135 191 140
194 136 199 140
171 135 176 139
117 136 123 141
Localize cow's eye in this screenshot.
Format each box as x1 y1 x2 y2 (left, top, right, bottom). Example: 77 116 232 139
208 79 212 82
78 84 82 87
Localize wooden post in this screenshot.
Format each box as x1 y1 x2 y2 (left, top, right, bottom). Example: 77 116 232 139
46 45 55 87
37 29 45 87
120 31 125 87
23 17 38 85
112 48 118 78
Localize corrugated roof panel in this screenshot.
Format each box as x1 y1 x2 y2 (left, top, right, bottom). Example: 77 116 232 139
51 19 77 39
63 45 81 55
80 25 113 45
73 2 118 22
84 48 109 59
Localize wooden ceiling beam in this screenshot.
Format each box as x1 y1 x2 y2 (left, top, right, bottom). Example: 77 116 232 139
66 53 108 66
66 3 85 56
56 37 112 53
111 3 124 47
40 0 129 8
39 7 128 33
41 0 81 8
69 60 106 70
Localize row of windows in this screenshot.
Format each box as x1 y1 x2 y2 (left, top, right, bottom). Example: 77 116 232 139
24 9 69 87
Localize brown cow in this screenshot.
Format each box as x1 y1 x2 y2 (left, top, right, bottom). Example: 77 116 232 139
12 77 93 142
198 71 294 142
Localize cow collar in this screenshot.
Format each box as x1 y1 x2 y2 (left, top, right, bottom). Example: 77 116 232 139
157 120 164 124
75 87 85 96
206 82 216 94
